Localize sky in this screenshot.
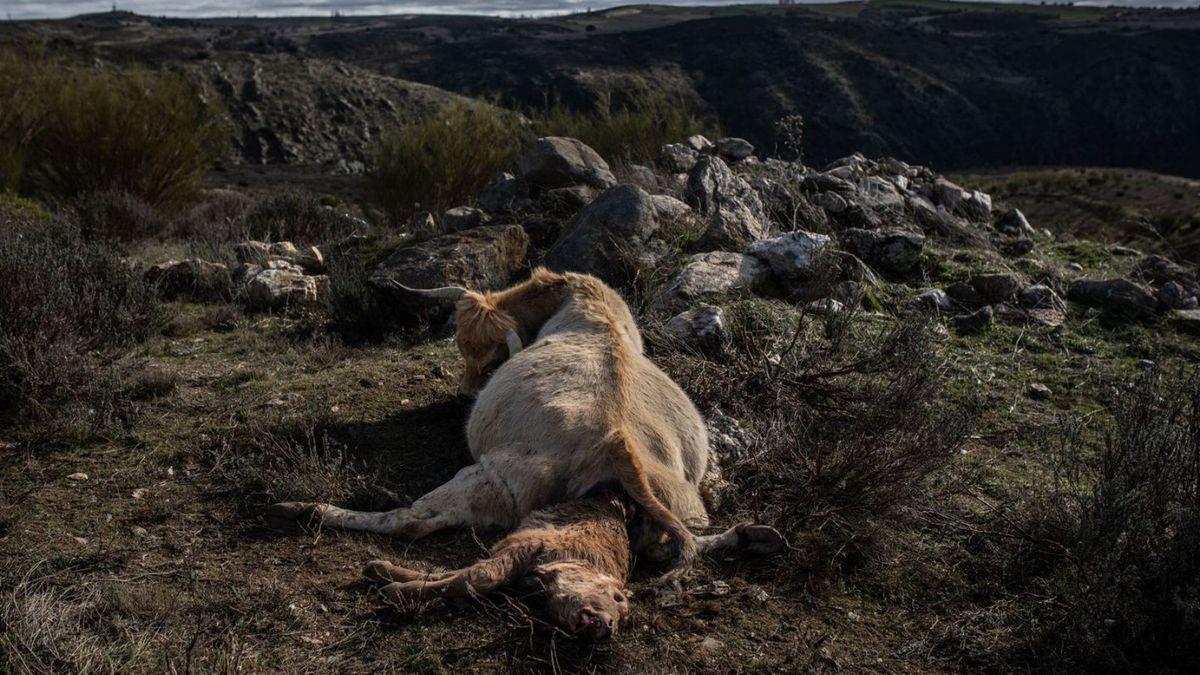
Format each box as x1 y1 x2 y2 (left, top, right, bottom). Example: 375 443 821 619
4 0 1199 20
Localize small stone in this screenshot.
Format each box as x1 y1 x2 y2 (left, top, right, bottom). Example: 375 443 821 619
67 472 88 481
131 488 148 499
970 273 1022 303
914 288 952 313
715 137 754 161
71 536 88 545
1068 262 1084 273
1028 383 1052 401
952 306 995 335
805 298 844 315
131 526 149 538
695 636 724 656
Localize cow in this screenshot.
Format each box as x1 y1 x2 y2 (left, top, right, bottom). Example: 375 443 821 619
268 269 725 572
363 488 783 640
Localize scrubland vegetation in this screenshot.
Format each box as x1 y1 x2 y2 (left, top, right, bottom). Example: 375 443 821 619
1 42 1199 675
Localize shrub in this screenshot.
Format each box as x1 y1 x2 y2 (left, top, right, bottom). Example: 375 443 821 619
0 204 160 434
72 189 167 242
370 101 528 220
659 305 976 575
0 51 226 207
242 190 365 245
532 90 719 166
1030 368 1200 668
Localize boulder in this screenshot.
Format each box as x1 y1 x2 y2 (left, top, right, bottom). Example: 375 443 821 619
945 281 985 308
952 305 995 335
970 273 1022 303
664 304 729 355
661 143 699 173
653 251 768 312
962 190 993 221
840 228 926 276
1171 309 1200 334
685 134 715 153
685 155 768 250
1018 284 1066 310
544 185 660 283
442 206 488 232
715 137 754 162
540 185 597 214
371 224 530 306
244 264 329 310
1134 255 1199 295
626 163 659 190
1068 278 1158 318
144 258 233 302
649 194 693 222
746 231 832 280
517 137 617 191
932 178 969 210
1158 281 1199 310
997 208 1035 237
816 191 848 213
478 172 527 214
914 288 953 313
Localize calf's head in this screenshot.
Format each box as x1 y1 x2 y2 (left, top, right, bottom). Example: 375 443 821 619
388 281 524 396
537 562 632 640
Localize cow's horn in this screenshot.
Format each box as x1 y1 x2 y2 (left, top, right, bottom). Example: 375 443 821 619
505 329 524 356
388 279 468 302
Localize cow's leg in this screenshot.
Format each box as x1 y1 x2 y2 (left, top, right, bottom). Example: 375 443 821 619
363 560 449 584
696 523 785 556
267 462 517 538
267 445 560 539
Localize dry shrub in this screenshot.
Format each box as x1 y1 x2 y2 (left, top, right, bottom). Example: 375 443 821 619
242 191 365 245
0 205 160 435
1 51 225 207
662 302 976 575
72 189 168 242
1028 368 1200 668
533 90 718 165
371 101 528 220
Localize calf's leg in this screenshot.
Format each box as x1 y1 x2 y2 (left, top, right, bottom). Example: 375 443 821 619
696 523 785 556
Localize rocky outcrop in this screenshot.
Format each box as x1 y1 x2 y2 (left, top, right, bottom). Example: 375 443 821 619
518 137 617 191
685 155 768 250
544 185 660 283
653 251 769 312
1068 278 1158 318
371 225 530 305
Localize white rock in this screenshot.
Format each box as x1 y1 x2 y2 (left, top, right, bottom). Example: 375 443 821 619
746 230 832 279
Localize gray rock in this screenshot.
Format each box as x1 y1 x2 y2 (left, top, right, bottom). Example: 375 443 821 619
371 224 530 306
962 190 993 221
518 137 616 191
541 185 597 213
746 230 832 280
970 273 1022 303
544 185 660 283
478 172 526 214
914 288 953 312
1171 309 1200 334
841 228 926 276
664 304 729 355
685 134 715 153
1134 255 1198 295
653 251 768 312
945 281 985 308
1158 282 1199 310
997 208 1035 237
442 206 488 232
1018 284 1066 310
144 258 233 302
805 298 844 315
1068 278 1158 319
660 143 700 173
816 191 848 213
649 194 693 222
244 265 329 310
1028 383 1052 401
932 178 969 210
627 163 659 189
952 305 995 335
715 137 754 161
685 155 768 251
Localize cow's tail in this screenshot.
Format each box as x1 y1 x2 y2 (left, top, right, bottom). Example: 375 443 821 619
600 427 697 577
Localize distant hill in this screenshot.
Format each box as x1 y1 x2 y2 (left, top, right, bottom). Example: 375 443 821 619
6 2 1199 176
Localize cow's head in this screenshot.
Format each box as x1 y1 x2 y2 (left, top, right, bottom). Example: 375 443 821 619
537 562 631 641
389 281 524 397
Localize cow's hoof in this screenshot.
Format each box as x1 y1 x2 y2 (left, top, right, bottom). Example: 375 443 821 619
363 560 395 583
266 501 321 527
736 524 786 555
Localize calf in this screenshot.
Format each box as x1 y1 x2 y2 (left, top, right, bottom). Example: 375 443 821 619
363 489 783 640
